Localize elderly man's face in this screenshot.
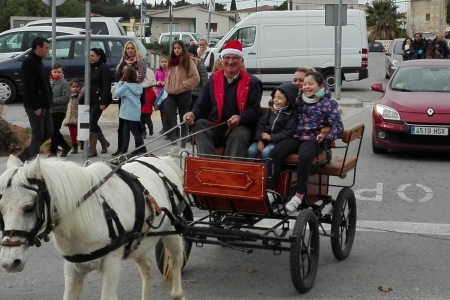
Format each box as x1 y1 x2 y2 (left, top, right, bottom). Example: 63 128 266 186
221 55 243 75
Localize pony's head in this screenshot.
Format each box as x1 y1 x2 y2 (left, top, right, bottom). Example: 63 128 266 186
0 155 47 272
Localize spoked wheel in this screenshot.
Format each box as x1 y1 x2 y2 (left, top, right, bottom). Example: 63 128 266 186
330 187 357 260
155 204 193 274
290 209 320 293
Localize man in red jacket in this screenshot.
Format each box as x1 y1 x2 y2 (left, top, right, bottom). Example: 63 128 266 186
183 40 262 159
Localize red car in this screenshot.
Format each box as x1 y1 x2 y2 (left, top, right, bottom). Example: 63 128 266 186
371 60 450 154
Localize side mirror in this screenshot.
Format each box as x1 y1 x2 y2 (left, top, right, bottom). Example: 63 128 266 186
370 83 384 93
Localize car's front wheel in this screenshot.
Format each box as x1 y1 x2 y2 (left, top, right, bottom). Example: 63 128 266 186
0 78 17 104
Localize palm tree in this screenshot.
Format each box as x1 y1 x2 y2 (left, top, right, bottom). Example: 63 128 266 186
365 0 405 41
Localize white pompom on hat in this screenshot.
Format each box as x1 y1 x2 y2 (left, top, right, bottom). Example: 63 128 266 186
221 40 244 58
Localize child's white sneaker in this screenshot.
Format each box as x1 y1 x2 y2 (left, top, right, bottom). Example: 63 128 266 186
285 194 303 213
167 146 179 156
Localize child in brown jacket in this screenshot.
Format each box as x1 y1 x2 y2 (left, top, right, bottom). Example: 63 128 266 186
63 79 82 154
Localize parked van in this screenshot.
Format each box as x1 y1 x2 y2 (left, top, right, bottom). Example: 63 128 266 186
25 17 126 36
211 10 369 88
0 26 80 60
159 32 207 45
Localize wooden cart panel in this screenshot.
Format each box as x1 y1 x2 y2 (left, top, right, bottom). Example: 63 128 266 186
184 157 269 214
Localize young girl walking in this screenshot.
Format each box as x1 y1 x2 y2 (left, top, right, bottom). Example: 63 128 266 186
155 56 169 134
48 63 71 157
164 41 200 155
62 79 82 154
114 67 147 155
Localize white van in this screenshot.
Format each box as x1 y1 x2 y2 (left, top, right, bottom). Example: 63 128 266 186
211 10 369 88
159 32 207 45
0 26 80 60
25 17 126 36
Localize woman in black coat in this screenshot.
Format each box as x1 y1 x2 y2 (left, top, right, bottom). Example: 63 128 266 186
80 48 112 157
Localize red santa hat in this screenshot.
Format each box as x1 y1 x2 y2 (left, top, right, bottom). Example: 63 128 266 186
221 40 244 58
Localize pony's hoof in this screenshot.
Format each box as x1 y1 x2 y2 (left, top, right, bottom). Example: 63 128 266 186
171 295 186 300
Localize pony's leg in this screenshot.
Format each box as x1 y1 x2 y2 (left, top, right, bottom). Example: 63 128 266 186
161 235 185 300
63 261 91 300
133 254 153 300
100 251 122 300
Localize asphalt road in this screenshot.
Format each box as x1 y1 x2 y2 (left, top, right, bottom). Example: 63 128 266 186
2 53 450 299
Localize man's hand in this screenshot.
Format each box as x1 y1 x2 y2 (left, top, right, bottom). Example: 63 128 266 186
316 133 324 143
100 105 106 111
227 115 241 128
257 141 265 152
183 112 195 125
34 108 41 116
261 133 271 141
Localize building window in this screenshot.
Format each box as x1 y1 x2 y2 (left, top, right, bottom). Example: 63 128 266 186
162 23 180 32
205 23 218 34
426 14 430 21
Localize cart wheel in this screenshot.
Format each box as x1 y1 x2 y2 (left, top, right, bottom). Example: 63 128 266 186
330 187 357 260
155 205 193 274
290 209 320 293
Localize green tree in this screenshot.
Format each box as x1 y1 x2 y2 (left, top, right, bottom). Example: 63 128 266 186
230 0 237 11
215 2 226 11
174 0 190 8
365 0 405 41
273 0 287 10
164 0 171 9
92 3 140 18
0 0 84 32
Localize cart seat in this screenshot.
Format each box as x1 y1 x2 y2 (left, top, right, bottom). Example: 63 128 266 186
310 122 365 177
283 151 328 165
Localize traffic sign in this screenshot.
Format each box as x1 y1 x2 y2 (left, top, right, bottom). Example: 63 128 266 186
41 0 65 6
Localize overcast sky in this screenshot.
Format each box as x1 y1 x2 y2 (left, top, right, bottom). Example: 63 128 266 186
136 0 407 13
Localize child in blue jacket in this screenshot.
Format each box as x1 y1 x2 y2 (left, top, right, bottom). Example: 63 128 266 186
114 67 147 155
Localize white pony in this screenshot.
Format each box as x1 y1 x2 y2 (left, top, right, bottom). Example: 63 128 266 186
0 154 186 300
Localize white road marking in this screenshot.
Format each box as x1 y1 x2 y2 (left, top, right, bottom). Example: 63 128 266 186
193 217 450 236
398 183 433 203
355 183 383 201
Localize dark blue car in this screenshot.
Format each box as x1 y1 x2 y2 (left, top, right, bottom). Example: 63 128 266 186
368 41 385 53
0 35 149 103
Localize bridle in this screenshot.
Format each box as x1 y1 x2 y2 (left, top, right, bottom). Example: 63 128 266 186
0 177 55 248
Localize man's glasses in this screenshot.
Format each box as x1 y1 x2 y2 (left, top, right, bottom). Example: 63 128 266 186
222 56 241 62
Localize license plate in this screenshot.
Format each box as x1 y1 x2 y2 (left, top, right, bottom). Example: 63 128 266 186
411 126 448 136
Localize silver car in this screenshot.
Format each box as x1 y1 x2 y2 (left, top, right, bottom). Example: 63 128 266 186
385 38 405 79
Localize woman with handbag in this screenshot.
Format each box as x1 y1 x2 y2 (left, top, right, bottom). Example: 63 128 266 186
113 41 148 156
79 48 112 157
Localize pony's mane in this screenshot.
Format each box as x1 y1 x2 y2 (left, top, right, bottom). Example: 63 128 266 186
5 159 114 236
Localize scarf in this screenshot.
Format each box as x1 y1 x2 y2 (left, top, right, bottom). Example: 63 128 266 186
273 103 289 114
50 74 64 86
302 87 325 104
171 57 180 67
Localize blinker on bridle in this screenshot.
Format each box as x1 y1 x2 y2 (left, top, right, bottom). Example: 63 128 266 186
0 175 55 248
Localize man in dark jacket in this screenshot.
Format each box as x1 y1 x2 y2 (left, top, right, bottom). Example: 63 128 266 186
433 33 449 58
17 37 53 162
183 40 262 159
411 33 426 59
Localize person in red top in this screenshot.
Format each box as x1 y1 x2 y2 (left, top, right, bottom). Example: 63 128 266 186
183 40 262 159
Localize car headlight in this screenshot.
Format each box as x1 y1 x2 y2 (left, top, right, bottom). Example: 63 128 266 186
375 104 401 121
392 59 400 67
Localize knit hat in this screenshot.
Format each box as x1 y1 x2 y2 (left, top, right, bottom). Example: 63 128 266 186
187 44 198 57
221 40 244 58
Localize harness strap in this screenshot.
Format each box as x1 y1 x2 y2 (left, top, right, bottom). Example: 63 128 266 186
133 160 184 216
102 200 126 240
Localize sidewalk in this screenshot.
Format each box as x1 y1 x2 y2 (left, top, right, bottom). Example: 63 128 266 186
0 99 367 173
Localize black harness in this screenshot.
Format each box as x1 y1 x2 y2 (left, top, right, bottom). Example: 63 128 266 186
0 159 187 264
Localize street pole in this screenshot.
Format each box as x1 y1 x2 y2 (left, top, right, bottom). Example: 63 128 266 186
256 0 258 12
51 0 56 67
83 1 91 162
207 0 214 42
169 4 173 50
334 0 343 100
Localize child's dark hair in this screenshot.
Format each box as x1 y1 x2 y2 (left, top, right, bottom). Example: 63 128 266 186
304 71 324 86
122 67 138 83
70 79 81 87
169 41 191 73
52 63 62 70
90 48 107 64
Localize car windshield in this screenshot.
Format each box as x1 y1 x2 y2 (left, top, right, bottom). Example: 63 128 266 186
390 66 450 92
393 41 403 55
